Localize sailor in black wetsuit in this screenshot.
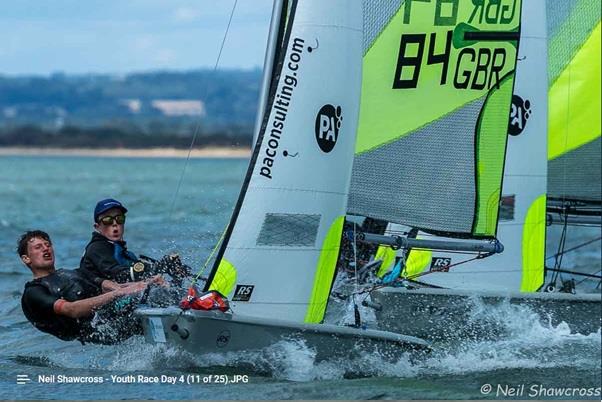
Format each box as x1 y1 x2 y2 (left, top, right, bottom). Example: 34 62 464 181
19 230 153 344
80 198 189 285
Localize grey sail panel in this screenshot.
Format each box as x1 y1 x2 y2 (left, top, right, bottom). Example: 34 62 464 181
546 0 601 83
348 98 485 234
362 0 403 53
548 137 602 202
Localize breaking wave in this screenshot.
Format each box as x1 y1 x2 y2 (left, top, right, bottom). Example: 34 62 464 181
10 296 600 383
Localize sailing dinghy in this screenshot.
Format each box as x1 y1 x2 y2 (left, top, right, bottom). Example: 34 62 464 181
136 0 429 358
359 0 601 339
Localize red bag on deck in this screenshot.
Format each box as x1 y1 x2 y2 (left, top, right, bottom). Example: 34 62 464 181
180 285 229 312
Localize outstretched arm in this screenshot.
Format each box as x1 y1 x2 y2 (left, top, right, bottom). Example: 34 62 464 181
100 280 121 292
54 281 148 319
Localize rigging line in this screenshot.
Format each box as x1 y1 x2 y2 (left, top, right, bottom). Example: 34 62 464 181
403 253 490 281
545 236 602 261
352 222 359 289
191 226 228 286
545 267 602 280
574 269 602 286
559 5 574 209
351 222 362 325
351 253 489 296
168 0 239 221
551 214 569 284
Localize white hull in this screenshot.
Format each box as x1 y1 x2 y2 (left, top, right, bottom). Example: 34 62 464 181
370 287 601 341
136 307 429 361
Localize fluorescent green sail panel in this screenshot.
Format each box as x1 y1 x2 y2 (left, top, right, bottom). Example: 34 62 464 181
547 0 601 202
548 23 601 161
208 259 237 297
305 216 345 324
521 195 546 292
474 72 515 235
375 245 396 277
349 0 521 237
357 0 520 154
403 248 432 278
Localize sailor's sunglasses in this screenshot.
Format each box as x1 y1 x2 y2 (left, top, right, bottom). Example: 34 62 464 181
98 214 126 225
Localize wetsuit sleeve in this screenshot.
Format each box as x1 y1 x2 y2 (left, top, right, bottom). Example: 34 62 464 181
22 285 59 318
80 241 133 283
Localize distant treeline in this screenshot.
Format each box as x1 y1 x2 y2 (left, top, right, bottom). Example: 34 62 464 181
0 125 252 149
0 69 262 129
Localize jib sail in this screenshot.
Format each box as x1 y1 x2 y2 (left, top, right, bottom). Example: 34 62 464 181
205 0 363 324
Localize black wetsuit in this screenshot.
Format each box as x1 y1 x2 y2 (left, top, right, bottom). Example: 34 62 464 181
80 232 142 283
21 268 142 344
79 232 188 312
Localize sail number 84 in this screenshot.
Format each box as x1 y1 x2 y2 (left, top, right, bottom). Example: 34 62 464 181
392 31 507 91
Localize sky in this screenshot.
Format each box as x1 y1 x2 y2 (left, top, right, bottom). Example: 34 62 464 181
0 0 274 76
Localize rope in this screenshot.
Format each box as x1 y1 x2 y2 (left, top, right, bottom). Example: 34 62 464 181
351 222 361 326
352 222 359 289
168 0 239 220
550 211 569 285
575 269 602 286
349 252 492 296
191 226 228 286
404 253 489 281
545 236 601 261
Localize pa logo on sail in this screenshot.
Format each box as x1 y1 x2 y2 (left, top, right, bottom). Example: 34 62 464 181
508 95 531 136
315 104 342 153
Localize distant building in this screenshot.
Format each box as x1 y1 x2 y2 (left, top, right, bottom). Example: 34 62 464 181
151 100 205 117
120 99 142 114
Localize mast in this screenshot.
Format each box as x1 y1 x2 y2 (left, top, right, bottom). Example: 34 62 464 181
252 0 286 148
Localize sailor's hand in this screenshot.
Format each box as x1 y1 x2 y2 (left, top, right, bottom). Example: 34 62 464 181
146 275 168 287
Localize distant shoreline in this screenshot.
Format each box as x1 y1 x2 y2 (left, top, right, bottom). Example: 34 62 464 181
0 146 251 159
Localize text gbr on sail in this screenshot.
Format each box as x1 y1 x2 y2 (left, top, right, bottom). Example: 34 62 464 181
393 0 519 91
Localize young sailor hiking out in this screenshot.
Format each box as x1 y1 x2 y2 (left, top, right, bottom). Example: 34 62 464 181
19 230 159 344
80 198 191 285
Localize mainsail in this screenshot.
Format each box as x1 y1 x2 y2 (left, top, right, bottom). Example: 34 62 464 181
546 0 601 205
349 0 522 238
388 0 548 293
205 0 363 324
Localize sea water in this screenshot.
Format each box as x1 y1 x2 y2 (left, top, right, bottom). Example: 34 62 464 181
0 155 600 400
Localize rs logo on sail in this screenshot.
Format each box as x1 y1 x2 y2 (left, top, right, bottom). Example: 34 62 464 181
232 285 254 301
315 104 342 153
430 257 451 272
